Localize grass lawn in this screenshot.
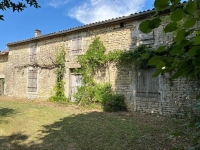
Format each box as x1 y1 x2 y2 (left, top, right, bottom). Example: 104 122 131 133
0 98 193 150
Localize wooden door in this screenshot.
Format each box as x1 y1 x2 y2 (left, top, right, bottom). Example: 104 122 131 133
71 74 82 102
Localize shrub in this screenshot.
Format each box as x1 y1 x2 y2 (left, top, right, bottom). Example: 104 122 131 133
73 83 112 106
73 83 127 112
102 93 127 112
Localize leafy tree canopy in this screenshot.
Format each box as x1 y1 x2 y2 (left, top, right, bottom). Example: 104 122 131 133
139 0 200 80
0 0 40 20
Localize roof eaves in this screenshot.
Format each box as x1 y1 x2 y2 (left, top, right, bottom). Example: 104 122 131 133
7 1 186 46
7 9 156 46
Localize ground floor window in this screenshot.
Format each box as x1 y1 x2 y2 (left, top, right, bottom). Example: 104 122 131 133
0 78 4 95
136 68 160 97
28 68 38 92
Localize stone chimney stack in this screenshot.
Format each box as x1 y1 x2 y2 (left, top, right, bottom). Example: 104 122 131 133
34 29 41 37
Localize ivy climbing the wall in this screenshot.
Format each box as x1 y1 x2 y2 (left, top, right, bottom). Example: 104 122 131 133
74 37 158 111
74 37 127 111
49 47 68 102
107 44 163 69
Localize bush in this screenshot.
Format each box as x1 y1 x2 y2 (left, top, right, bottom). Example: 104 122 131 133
102 93 127 112
73 83 112 106
73 83 127 112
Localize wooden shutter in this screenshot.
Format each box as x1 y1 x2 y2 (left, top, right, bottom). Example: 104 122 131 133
28 68 38 92
30 44 37 60
77 37 82 53
72 38 77 54
136 68 159 97
71 37 82 54
148 68 159 97
0 79 4 95
136 69 147 97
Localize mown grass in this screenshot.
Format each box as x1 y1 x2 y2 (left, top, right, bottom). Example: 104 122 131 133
0 98 193 150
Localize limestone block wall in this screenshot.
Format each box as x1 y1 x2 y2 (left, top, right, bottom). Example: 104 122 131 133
0 54 8 78
6 43 58 99
5 15 200 116
6 21 135 100
160 75 200 116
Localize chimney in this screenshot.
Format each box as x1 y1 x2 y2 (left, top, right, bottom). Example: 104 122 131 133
34 29 41 37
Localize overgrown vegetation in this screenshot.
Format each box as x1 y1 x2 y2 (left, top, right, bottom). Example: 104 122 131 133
49 47 68 102
108 44 163 68
75 37 129 111
75 37 158 111
139 0 200 148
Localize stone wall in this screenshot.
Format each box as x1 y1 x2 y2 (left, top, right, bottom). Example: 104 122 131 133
6 16 200 116
0 54 8 78
0 53 8 95
160 75 200 116
6 21 135 101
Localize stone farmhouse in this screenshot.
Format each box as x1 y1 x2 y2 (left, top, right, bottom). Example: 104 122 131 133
3 3 199 116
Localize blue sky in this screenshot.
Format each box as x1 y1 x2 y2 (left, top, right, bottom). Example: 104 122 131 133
0 0 158 50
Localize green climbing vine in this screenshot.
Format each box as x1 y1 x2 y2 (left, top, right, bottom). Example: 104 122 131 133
74 37 156 111
49 47 68 102
107 44 159 68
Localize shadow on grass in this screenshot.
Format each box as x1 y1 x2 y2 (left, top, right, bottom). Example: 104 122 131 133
0 111 190 150
36 112 185 150
0 133 29 150
0 107 16 117
0 107 18 124
38 111 143 150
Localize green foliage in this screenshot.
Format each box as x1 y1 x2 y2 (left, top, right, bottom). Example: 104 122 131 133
76 37 113 107
108 45 158 69
0 0 40 20
139 0 200 148
74 83 111 105
73 82 127 111
78 37 107 84
139 18 162 33
75 37 127 111
102 93 127 112
49 47 68 102
139 0 200 79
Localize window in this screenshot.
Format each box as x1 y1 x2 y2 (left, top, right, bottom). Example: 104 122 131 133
71 36 82 54
137 31 154 46
0 78 4 95
120 22 125 28
30 44 37 61
136 68 159 97
28 68 38 92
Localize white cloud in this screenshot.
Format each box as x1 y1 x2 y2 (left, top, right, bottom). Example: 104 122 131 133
48 0 71 8
68 0 146 24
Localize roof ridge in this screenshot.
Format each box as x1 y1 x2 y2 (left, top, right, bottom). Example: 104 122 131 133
7 1 187 46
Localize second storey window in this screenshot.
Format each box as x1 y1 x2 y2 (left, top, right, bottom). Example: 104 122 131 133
71 36 82 54
30 44 37 60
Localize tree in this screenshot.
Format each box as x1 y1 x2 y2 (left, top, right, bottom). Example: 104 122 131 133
139 0 200 80
0 0 40 20
139 0 200 148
